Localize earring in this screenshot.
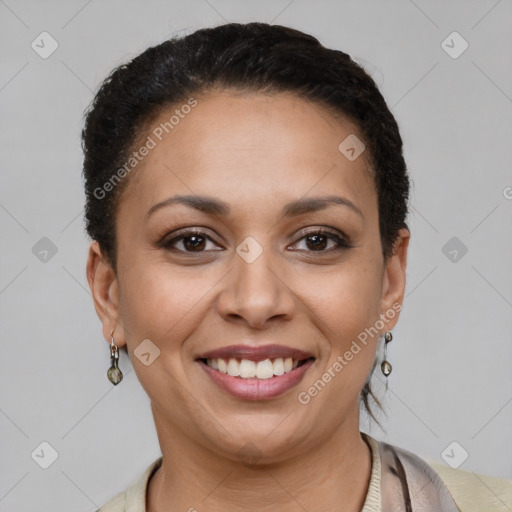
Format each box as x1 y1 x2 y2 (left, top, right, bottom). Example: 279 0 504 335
381 331 393 377
107 329 123 385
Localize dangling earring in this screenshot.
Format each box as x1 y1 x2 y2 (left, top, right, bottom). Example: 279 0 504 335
107 329 123 385
381 331 393 377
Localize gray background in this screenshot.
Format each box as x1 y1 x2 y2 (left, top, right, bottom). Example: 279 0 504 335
1 0 511 510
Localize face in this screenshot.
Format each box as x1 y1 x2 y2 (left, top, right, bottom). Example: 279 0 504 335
87 90 409 463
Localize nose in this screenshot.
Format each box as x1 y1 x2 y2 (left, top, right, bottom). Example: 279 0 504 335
216 245 295 329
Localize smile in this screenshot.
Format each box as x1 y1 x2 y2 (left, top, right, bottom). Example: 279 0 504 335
196 356 316 400
203 356 305 379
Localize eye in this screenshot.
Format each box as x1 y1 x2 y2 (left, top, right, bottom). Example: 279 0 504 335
162 229 222 253
290 229 352 252
160 227 352 254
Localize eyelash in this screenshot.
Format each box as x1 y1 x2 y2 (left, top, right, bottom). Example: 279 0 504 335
161 227 352 254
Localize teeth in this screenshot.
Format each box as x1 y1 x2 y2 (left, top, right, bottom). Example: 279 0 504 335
218 358 227 374
205 357 303 379
239 359 256 378
273 357 285 376
256 359 274 379
227 358 240 377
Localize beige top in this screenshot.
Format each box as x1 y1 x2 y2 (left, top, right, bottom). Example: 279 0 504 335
97 432 512 511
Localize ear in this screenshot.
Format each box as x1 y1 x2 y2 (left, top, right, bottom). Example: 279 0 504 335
86 241 126 348
379 228 410 331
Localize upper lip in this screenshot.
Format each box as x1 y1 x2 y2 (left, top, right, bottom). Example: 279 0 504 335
196 344 315 362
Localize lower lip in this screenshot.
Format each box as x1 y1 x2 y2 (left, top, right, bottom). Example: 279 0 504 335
197 359 315 400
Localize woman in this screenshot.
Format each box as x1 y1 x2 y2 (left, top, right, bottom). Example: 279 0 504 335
83 22 511 511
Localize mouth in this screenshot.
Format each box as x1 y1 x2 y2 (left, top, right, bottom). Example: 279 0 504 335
195 344 316 400
197 356 315 379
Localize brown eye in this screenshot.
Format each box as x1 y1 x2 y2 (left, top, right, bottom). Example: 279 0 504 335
163 229 222 253
180 234 206 251
305 233 329 251
291 229 351 253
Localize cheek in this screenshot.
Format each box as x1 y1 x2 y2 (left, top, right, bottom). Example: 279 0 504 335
120 257 207 329
305 257 383 381
118 260 211 370
312 258 383 336
294 265 382 422
117 262 210 408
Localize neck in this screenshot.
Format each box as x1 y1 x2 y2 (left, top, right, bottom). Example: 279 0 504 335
147 408 372 512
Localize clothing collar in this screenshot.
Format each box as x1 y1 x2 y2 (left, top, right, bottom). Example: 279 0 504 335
109 432 460 512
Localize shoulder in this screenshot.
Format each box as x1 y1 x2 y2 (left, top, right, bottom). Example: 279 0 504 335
96 491 125 512
377 435 512 512
96 456 163 512
425 458 512 512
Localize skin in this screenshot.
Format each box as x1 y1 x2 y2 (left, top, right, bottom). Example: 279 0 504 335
86 89 409 512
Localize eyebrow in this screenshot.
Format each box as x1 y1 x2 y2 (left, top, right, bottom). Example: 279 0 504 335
145 194 364 220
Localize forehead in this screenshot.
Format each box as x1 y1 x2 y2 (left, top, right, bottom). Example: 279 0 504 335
119 91 376 221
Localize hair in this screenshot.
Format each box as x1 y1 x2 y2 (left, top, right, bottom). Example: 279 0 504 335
81 22 410 426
